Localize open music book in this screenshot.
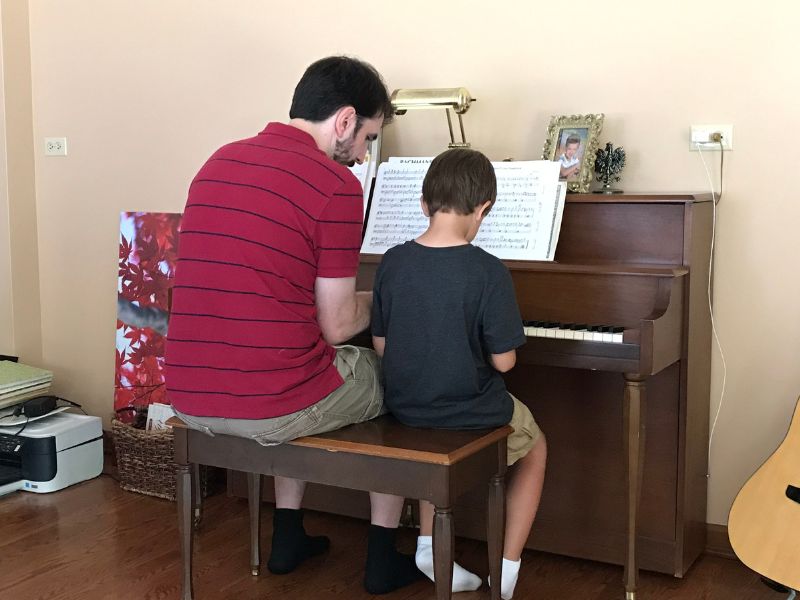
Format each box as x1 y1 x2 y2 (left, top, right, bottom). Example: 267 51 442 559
348 137 381 219
361 157 566 261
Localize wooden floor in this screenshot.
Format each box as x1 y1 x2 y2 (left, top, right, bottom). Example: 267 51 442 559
0 476 783 600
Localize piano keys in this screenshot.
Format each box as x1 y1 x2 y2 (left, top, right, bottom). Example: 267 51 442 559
524 322 626 343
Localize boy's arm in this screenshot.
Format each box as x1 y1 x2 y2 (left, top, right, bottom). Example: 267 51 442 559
490 349 516 373
372 336 386 357
482 262 526 371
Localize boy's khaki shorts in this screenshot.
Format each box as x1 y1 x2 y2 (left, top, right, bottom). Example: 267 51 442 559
507 394 543 466
175 345 386 446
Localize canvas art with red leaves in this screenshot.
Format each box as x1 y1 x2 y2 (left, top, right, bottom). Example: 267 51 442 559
115 212 181 419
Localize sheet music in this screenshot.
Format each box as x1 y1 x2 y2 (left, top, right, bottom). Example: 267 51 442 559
360 160 430 251
361 158 565 261
473 161 563 260
348 137 381 218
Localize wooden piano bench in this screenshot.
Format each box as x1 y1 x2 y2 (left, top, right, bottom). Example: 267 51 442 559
169 415 512 600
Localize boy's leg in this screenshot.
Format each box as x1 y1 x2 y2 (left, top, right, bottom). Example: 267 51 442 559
504 434 547 560
416 500 482 592
491 397 547 599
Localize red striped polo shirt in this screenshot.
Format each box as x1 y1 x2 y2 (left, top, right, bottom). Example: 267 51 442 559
165 122 364 419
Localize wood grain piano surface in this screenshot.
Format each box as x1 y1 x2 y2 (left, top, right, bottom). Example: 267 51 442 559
230 192 714 579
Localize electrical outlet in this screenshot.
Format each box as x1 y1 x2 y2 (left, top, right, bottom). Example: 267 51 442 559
690 125 733 151
44 137 68 156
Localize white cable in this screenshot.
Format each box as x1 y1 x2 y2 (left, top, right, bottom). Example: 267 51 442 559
698 145 727 478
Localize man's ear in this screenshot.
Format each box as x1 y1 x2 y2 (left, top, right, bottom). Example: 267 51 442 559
420 197 431 217
333 106 357 139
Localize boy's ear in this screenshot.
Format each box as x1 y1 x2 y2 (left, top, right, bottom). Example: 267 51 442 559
476 200 493 221
420 196 431 217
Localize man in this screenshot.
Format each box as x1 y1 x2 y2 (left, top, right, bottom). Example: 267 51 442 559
165 56 421 594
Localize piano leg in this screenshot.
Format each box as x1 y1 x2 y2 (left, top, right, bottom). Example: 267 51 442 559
623 374 647 600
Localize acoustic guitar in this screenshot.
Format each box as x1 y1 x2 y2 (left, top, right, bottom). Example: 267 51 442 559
728 396 800 591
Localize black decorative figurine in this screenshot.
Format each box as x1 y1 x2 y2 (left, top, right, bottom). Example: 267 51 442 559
593 142 626 194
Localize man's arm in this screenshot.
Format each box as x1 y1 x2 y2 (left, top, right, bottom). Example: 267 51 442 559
315 276 372 345
490 349 517 373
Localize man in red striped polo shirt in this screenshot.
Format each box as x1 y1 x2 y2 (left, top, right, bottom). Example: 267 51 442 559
166 56 421 593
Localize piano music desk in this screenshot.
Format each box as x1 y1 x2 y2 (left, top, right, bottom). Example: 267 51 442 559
170 415 512 600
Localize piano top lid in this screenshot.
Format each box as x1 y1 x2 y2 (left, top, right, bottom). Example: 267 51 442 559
566 192 713 204
502 261 689 277
359 253 689 278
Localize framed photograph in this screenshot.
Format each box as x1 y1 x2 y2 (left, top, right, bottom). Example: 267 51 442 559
541 114 604 193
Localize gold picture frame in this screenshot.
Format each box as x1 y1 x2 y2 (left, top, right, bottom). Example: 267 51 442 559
541 114 604 193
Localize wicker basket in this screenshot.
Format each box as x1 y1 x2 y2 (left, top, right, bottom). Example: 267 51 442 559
111 418 218 501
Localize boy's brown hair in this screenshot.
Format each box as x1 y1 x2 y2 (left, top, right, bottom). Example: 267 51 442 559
421 148 497 216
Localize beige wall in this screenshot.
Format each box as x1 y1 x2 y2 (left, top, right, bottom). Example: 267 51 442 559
3 0 797 525
0 3 12 353
1 0 42 361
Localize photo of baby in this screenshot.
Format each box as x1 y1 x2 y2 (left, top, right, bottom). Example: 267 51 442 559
555 128 589 180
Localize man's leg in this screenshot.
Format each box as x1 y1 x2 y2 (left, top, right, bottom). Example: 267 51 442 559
274 476 306 509
267 476 330 574
364 492 424 594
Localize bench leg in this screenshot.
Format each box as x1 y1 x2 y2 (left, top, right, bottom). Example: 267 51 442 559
247 472 262 576
433 505 454 600
192 463 202 529
177 461 194 600
487 472 506 600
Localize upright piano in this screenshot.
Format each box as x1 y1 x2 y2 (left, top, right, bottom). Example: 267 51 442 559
232 192 714 596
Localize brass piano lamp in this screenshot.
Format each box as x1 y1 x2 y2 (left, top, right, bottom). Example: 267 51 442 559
390 87 475 148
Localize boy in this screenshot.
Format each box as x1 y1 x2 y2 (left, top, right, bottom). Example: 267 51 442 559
371 148 547 599
558 134 581 179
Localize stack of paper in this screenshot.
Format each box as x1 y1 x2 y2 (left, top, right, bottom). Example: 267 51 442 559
0 361 54 410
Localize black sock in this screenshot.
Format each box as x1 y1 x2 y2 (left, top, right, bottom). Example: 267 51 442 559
363 524 424 594
267 508 330 575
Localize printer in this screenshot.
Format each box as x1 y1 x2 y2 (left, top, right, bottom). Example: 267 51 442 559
0 412 103 496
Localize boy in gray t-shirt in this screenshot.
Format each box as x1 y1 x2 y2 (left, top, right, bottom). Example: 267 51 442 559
371 148 547 599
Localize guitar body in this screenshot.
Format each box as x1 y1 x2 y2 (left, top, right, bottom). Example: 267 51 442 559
729 397 800 591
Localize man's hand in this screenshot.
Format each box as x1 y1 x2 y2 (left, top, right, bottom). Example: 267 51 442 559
315 277 372 345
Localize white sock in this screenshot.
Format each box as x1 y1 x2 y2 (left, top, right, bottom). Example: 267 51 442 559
488 557 521 600
415 536 482 593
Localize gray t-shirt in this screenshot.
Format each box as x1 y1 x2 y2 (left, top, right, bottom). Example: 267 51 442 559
371 241 525 429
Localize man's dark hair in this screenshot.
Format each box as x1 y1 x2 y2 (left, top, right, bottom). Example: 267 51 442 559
565 135 581 146
421 148 497 217
289 56 393 126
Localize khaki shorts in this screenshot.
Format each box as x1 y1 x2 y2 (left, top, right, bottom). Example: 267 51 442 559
507 394 543 466
174 345 386 446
